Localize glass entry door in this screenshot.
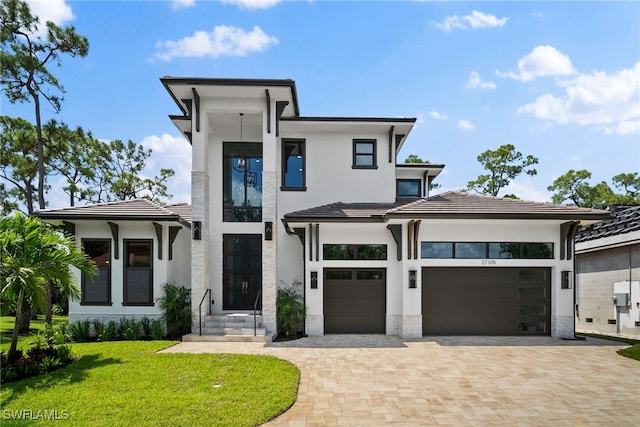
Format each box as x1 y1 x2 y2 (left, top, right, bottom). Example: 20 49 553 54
223 234 262 310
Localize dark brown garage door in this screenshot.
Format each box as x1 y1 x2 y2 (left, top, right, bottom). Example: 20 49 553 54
422 267 551 336
324 269 386 334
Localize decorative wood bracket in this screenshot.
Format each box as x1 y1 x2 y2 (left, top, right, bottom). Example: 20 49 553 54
192 87 200 132
560 221 580 260
153 222 163 260
387 224 402 261
168 226 182 261
265 89 271 134
108 222 119 260
275 101 288 137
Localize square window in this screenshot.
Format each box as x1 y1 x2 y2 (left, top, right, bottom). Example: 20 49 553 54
353 139 376 168
396 179 421 197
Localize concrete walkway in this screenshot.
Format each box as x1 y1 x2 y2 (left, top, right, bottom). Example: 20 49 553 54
161 336 640 426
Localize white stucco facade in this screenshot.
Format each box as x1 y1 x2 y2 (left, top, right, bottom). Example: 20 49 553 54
159 77 609 340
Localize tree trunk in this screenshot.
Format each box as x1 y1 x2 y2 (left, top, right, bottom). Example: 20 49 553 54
9 291 25 361
45 281 53 326
16 298 34 334
35 93 46 210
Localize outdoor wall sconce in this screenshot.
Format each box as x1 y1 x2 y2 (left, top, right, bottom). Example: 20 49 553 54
192 221 201 240
310 271 318 289
265 221 273 241
561 271 572 289
408 270 417 288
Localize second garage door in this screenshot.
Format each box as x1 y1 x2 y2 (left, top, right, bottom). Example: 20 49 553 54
422 267 551 336
324 268 386 334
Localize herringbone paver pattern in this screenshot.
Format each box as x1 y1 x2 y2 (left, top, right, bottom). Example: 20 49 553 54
161 336 640 426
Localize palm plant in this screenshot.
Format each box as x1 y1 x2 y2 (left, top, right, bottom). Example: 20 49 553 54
157 283 192 338
0 212 97 360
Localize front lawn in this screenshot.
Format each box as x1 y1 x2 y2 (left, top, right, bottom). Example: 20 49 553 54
1 341 300 426
0 315 68 352
577 332 640 361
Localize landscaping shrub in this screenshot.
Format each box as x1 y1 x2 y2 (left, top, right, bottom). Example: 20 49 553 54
140 316 152 339
69 319 91 342
151 319 165 340
1 343 74 383
276 280 306 339
119 317 141 340
158 284 192 338
92 319 105 339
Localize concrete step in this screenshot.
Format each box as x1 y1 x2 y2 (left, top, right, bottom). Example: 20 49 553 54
182 333 271 343
201 327 267 336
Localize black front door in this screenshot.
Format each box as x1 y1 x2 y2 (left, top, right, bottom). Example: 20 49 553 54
223 234 262 310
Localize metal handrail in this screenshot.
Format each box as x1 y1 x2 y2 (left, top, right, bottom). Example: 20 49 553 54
253 289 262 336
199 288 211 336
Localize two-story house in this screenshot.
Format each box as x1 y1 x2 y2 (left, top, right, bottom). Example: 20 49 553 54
161 77 610 340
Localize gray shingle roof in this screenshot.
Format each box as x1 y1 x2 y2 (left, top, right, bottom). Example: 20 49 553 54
34 199 191 227
284 192 611 222
575 205 640 243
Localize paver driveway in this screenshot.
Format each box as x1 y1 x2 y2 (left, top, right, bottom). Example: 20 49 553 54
161 336 639 426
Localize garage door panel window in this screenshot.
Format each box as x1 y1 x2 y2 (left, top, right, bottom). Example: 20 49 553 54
517 287 546 298
422 241 554 259
518 304 546 315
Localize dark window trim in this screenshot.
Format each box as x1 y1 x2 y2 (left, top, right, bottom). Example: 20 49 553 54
352 139 377 169
80 238 112 306
281 138 307 191
396 179 422 198
123 239 154 306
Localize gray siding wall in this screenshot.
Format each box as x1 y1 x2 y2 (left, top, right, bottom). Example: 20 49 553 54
576 244 640 337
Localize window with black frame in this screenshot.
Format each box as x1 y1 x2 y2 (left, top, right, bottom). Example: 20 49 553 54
352 139 376 168
282 139 305 190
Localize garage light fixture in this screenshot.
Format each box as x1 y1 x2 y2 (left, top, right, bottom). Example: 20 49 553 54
408 270 417 288
310 271 318 289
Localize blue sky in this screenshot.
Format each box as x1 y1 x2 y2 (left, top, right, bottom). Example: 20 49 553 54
2 0 639 208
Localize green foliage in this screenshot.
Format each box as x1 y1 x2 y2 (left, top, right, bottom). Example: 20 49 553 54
618 344 640 361
0 341 299 425
158 283 192 338
548 169 639 207
151 319 166 340
68 319 91 343
93 319 118 342
120 317 141 340
140 316 152 338
467 144 538 197
0 213 96 358
276 280 306 338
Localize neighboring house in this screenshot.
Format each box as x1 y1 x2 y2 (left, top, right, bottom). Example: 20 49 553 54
575 206 640 339
34 199 191 324
160 77 611 340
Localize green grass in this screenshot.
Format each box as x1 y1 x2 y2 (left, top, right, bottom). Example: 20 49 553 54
0 315 68 352
577 332 640 361
1 341 300 426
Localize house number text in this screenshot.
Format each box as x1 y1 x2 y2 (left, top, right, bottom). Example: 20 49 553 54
481 259 497 265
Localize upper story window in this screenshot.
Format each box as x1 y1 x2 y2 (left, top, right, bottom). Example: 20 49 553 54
396 179 421 198
282 139 306 191
223 142 263 222
352 139 377 169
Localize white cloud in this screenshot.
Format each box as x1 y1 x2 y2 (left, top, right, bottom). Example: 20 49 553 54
429 111 448 120
139 134 192 203
501 181 550 203
153 25 279 61
170 0 196 10
222 0 281 10
465 71 496 90
458 119 475 131
463 10 508 29
497 45 575 82
518 62 640 135
433 10 507 32
26 0 75 36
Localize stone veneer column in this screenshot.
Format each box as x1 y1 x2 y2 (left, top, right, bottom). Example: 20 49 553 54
190 171 209 328
261 171 277 337
552 315 574 339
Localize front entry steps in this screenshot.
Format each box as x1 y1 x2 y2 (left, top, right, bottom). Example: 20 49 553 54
182 313 271 342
